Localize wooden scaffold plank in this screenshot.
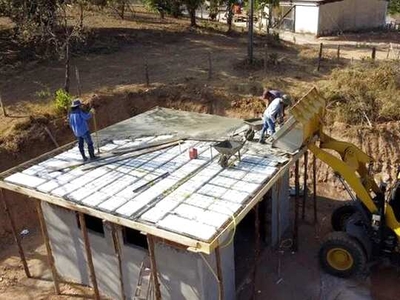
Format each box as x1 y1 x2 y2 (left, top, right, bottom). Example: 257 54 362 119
147 235 162 300
111 224 126 300
78 212 101 300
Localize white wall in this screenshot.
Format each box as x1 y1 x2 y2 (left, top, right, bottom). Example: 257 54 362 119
42 202 147 300
318 0 388 35
294 5 320 35
155 239 235 300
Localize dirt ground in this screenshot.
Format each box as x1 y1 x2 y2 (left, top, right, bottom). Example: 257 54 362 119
1 6 400 300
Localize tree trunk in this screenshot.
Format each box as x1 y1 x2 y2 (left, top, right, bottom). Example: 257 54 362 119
267 4 273 34
79 4 84 29
64 42 70 93
120 1 125 19
227 9 233 32
189 8 196 27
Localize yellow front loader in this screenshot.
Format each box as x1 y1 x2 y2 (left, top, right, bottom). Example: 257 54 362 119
272 87 400 277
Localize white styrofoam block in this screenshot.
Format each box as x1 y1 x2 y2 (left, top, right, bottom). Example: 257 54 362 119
196 210 230 228
51 183 78 197
184 194 215 209
115 164 135 174
210 176 237 188
68 187 97 202
113 139 132 145
242 172 269 184
54 172 79 184
174 204 204 220
232 182 260 195
39 158 71 169
208 201 241 216
163 190 189 203
116 198 152 217
37 171 63 180
37 180 60 193
5 172 47 188
241 155 265 165
221 190 249 204
141 208 168 223
197 184 227 198
100 175 138 196
97 196 128 212
234 162 255 171
22 165 46 176
219 169 248 180
252 166 277 176
84 170 122 190
157 215 216 241
99 143 119 152
129 169 147 178
81 191 109 206
140 199 180 223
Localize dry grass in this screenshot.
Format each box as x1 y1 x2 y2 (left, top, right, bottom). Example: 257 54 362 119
319 61 400 125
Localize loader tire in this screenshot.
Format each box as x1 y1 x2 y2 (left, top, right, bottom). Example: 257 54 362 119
331 203 357 231
319 232 367 278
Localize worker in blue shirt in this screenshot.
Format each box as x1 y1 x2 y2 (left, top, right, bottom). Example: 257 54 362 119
69 99 97 161
259 94 291 143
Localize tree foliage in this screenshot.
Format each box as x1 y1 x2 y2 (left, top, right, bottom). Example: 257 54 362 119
388 0 400 15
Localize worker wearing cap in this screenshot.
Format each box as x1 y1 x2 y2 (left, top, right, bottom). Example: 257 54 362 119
259 94 291 143
68 99 97 161
259 88 284 105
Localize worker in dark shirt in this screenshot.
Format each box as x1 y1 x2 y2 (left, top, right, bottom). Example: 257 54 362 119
68 99 97 161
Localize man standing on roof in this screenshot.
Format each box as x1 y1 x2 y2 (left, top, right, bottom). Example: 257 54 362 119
259 94 291 144
69 99 98 161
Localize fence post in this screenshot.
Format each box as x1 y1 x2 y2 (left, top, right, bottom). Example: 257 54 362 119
317 43 323 71
337 45 341 62
0 94 7 117
145 60 150 87
371 47 376 60
208 52 212 80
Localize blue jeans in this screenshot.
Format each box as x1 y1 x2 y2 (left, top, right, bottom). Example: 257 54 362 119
260 116 275 141
78 131 95 159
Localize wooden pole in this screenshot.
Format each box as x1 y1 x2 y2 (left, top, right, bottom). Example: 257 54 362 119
337 45 341 62
313 154 318 224
75 66 82 97
111 224 126 300
371 47 376 60
78 212 100 300
264 44 268 74
292 161 300 252
208 52 212 80
215 246 224 300
92 110 100 154
147 235 161 300
0 94 7 117
317 43 323 71
145 60 150 87
0 189 31 278
35 200 60 295
251 204 260 300
43 126 59 148
248 0 254 63
302 151 308 220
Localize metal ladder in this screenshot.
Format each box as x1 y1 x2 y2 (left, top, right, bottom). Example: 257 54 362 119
134 255 153 300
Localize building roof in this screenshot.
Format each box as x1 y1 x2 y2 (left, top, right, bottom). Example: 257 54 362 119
0 108 300 254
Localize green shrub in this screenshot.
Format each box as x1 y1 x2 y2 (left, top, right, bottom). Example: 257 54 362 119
54 89 72 114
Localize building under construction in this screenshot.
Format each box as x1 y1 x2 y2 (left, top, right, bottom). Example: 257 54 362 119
0 107 310 300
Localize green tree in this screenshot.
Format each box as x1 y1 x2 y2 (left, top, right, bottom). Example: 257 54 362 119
388 0 400 15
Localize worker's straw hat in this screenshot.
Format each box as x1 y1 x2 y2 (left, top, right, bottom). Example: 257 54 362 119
71 99 82 108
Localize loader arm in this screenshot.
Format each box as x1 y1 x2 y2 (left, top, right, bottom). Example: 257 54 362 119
274 87 380 214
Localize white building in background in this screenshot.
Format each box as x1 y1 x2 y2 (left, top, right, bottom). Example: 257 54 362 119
277 0 388 36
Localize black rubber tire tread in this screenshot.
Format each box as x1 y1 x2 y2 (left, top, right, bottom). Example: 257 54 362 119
331 202 357 231
319 231 367 278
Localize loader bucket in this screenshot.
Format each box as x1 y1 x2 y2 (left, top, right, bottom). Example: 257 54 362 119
271 87 326 153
